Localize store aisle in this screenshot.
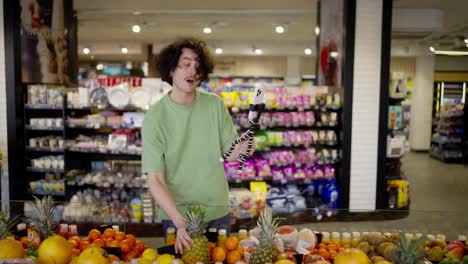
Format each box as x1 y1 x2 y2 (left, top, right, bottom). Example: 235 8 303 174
403 151 468 212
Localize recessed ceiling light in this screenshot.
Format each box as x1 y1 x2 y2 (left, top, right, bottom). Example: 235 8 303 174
96 63 104 70
434 50 468 56
215 48 223 54
275 25 285 34
330 51 338 58
132 25 141 33
429 46 435 52
83 48 90 54
315 26 320 36
464 38 468 44
121 47 129 54
304 48 312 55
254 48 262 55
126 62 133 70
203 27 212 34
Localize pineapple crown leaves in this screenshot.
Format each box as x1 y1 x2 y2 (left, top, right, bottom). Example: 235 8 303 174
0 208 19 239
184 204 208 237
392 232 427 264
256 207 283 247
30 195 56 239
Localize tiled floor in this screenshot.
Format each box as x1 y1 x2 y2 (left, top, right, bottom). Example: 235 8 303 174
141 152 468 247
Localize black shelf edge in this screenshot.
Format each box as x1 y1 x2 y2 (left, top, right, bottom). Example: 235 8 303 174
67 106 145 112
66 183 148 190
66 150 142 160
25 125 64 131
228 177 336 185
25 104 63 110
257 145 340 152
26 167 65 173
230 106 342 114
28 190 65 197
66 124 140 130
25 146 65 153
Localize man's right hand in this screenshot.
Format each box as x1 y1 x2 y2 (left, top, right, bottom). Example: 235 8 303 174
175 227 193 254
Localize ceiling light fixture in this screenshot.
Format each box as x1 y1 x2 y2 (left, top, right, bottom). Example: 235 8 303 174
429 46 435 53
304 48 312 55
126 62 133 70
434 50 468 56
330 51 338 58
464 38 468 44
275 25 285 34
254 48 262 55
96 63 104 70
83 47 90 54
132 24 141 33
203 27 212 34
121 47 129 54
315 26 320 36
215 48 223 54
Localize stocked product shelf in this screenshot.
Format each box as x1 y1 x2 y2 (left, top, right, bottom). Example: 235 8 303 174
25 104 63 110
26 167 65 173
25 146 65 153
25 125 64 131
66 150 142 161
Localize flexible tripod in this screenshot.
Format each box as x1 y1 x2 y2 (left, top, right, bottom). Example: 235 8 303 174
221 87 265 171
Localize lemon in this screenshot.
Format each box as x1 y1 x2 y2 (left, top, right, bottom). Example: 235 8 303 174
137 257 153 264
156 254 175 264
141 248 159 261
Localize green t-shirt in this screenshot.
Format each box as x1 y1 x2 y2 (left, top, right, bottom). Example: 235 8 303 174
142 89 238 221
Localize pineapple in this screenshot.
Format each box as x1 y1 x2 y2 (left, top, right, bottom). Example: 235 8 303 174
392 232 427 264
250 207 281 264
0 208 18 239
30 196 56 239
181 205 210 264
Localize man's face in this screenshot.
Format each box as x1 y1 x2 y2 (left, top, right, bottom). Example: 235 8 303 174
171 48 201 93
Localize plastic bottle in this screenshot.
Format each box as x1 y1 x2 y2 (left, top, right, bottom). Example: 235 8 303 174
239 229 248 241
341 232 351 247
351 232 361 248
332 232 341 244
166 227 176 246
321 232 331 244
217 229 227 247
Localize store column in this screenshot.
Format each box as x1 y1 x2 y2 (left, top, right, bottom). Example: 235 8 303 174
409 55 435 151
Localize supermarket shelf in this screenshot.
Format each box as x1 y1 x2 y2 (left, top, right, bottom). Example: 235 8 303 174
28 190 65 197
66 150 141 160
230 106 342 114
66 183 147 190
67 106 145 112
26 167 65 173
25 146 65 153
258 145 340 152
25 125 64 131
430 153 463 163
66 124 139 130
25 104 63 110
434 129 464 135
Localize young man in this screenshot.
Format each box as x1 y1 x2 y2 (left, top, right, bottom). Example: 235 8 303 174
142 37 255 254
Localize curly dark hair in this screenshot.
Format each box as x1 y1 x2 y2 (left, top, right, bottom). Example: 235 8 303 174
156 37 215 85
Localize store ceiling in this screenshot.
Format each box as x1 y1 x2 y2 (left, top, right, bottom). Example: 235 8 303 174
75 0 468 60
74 0 318 60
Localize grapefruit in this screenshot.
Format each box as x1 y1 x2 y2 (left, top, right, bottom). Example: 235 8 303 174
334 248 370 264
0 238 25 259
38 235 72 264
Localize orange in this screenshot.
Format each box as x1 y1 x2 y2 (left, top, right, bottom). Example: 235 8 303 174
81 237 90 243
307 247 315 254
79 241 90 252
71 248 81 256
120 239 133 254
88 229 101 241
135 240 145 253
211 247 226 262
109 240 120 248
329 250 338 259
69 236 81 243
68 239 79 249
317 248 330 260
235 245 244 256
114 231 126 242
225 236 239 251
327 243 338 251
125 234 136 245
208 242 216 253
318 243 327 249
123 250 138 261
226 250 241 264
91 238 105 248
339 247 345 252
108 254 120 262
102 228 116 239
103 238 113 247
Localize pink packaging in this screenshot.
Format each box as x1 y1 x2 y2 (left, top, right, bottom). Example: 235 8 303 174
302 131 313 147
255 158 272 178
291 112 300 127
297 112 306 126
305 111 316 126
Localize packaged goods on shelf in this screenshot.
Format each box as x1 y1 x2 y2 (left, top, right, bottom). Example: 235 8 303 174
27 84 64 106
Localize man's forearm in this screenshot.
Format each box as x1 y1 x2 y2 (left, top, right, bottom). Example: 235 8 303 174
147 173 186 228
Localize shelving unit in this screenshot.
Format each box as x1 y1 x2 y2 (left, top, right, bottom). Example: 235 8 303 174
430 82 466 163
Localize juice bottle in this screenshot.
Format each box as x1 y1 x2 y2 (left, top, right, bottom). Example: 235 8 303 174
351 232 361 248
321 232 330 244
341 232 351 247
238 229 248 241
332 232 341 244
217 229 227 247
166 227 176 245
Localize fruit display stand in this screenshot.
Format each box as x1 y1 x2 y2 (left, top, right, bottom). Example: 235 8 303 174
2 197 468 264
